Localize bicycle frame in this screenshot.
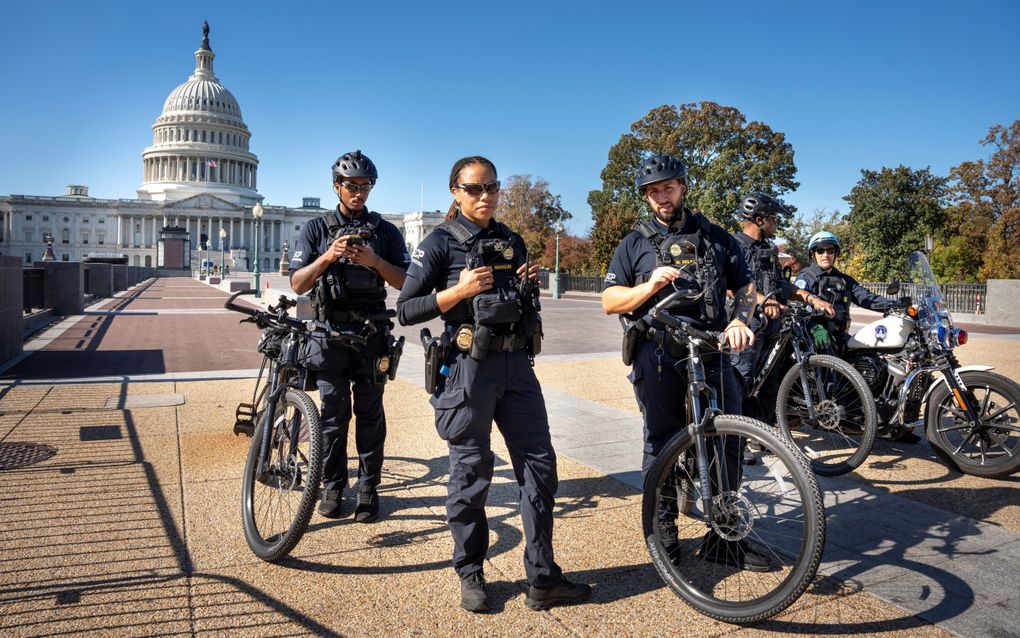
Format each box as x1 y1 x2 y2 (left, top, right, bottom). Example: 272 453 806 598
254 329 309 480
747 308 824 424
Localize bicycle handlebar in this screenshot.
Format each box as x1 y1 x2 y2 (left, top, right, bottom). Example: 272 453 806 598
647 289 725 346
224 290 305 331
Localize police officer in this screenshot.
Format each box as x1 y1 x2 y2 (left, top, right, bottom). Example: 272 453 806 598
731 193 834 425
289 150 410 522
795 231 896 351
794 231 913 441
601 153 768 571
397 156 590 613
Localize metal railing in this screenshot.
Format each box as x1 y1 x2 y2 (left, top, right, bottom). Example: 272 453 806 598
860 282 985 315
23 268 45 314
538 272 604 294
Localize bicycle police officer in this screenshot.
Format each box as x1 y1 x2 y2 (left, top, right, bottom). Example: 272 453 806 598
731 193 833 425
289 150 410 522
601 153 769 571
397 156 591 613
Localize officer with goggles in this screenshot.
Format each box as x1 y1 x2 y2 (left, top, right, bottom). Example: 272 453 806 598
601 153 771 571
397 156 590 613
731 193 833 425
289 150 410 522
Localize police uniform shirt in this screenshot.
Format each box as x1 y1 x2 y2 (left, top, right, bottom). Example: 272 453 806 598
397 213 527 326
288 207 410 281
602 211 753 330
794 263 888 326
734 231 794 302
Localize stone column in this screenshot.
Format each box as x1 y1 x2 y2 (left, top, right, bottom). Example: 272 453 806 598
33 260 84 316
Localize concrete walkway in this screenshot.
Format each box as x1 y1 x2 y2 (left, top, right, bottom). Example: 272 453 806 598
1 276 1017 636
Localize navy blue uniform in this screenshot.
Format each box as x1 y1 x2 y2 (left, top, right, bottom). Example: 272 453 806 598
397 213 562 589
604 212 752 475
731 232 794 424
794 264 890 335
289 208 409 493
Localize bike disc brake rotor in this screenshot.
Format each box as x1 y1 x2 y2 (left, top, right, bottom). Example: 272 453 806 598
813 399 844 431
710 492 755 541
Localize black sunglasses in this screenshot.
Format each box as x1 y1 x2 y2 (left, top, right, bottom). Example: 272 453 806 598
456 180 501 197
339 181 374 194
814 246 837 255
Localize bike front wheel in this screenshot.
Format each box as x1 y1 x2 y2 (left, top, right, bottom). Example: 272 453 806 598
642 416 826 624
926 370 1020 478
776 354 878 476
241 388 323 561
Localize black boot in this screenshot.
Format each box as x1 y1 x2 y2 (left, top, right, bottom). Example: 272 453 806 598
354 486 379 523
525 577 592 610
317 487 344 519
460 571 488 612
697 530 771 572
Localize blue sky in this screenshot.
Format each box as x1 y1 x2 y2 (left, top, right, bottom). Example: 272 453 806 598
1 1 1017 236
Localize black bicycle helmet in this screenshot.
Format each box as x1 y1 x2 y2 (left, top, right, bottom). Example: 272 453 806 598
332 150 378 181
635 153 687 192
737 192 788 221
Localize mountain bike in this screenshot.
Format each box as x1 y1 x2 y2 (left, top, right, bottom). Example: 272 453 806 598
749 297 878 476
641 290 826 623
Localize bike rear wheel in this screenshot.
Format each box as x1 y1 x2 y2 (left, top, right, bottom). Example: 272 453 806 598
642 416 826 624
776 354 878 476
926 370 1020 478
241 388 323 561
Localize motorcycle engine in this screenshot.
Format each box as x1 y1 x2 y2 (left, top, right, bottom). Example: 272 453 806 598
853 355 887 392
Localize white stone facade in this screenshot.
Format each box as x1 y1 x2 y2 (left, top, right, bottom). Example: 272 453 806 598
0 23 444 270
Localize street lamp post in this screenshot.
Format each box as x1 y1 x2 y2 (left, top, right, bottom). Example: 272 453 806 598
252 202 264 297
279 240 290 275
552 220 564 300
219 227 227 277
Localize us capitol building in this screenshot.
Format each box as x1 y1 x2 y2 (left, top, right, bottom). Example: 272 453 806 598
0 24 442 270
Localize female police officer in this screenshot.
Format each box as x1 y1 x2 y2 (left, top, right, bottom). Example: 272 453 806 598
397 156 591 613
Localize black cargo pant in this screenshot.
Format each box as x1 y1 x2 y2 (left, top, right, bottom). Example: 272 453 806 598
305 329 388 493
429 347 562 588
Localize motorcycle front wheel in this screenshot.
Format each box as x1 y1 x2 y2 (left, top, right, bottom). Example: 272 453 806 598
926 370 1020 478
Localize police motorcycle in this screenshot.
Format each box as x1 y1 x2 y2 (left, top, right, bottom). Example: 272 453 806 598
844 251 1020 478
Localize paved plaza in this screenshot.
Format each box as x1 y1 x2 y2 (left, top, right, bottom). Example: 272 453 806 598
1 277 1018 637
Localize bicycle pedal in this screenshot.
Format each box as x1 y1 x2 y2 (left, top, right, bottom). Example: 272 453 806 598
233 420 255 437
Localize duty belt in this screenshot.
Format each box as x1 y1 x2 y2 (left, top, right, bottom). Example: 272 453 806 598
329 308 387 323
486 333 529 352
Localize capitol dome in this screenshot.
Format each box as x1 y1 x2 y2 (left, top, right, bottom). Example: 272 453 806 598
137 23 261 205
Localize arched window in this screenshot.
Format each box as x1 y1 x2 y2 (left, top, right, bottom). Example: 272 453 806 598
61 229 70 244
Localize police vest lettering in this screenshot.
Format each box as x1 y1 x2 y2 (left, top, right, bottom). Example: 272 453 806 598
635 215 720 322
439 218 522 326
313 211 387 320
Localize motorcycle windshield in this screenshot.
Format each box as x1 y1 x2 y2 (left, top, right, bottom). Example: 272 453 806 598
907 250 953 333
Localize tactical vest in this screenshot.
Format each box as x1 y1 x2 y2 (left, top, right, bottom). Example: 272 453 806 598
312 211 387 320
735 233 780 296
817 271 851 329
635 214 721 324
439 218 523 327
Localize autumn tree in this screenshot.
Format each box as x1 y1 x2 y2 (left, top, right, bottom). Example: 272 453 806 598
780 208 851 270
938 120 1020 281
496 175 571 263
842 166 948 281
588 101 799 273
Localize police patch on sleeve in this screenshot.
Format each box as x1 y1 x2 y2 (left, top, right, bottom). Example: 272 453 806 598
794 278 808 289
604 272 617 284
411 247 425 267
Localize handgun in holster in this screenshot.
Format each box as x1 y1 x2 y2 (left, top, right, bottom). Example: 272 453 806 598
621 315 648 366
421 328 448 394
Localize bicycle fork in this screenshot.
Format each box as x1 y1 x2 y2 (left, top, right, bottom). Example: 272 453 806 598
684 343 728 525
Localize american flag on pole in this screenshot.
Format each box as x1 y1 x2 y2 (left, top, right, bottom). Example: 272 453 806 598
206 160 218 168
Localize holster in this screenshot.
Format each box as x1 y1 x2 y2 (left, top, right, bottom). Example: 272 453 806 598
421 329 447 394
387 335 405 382
527 314 543 357
621 315 647 366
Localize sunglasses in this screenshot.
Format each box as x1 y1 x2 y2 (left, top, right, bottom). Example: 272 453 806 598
457 180 501 197
814 247 837 255
339 181 374 194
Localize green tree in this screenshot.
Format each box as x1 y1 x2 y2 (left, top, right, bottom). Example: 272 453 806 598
496 175 571 263
842 166 948 281
940 120 1020 281
588 101 799 273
